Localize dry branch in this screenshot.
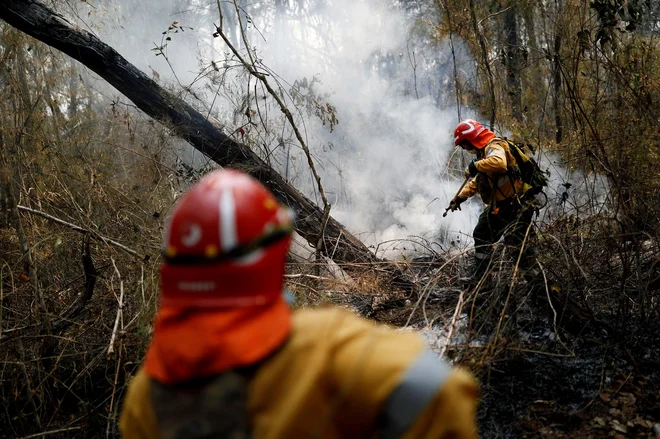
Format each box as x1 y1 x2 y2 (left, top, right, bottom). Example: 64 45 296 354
16 338 42 429
214 2 333 269
107 258 125 357
18 427 82 439
0 0 377 266
17 205 140 258
52 237 99 332
1 132 50 330
440 290 465 357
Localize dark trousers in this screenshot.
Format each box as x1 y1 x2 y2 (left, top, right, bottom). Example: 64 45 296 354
473 201 535 265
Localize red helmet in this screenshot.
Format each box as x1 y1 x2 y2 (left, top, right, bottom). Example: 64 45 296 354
453 119 495 149
159 169 293 308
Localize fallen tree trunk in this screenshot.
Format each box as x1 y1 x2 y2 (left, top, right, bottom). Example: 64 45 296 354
0 0 378 265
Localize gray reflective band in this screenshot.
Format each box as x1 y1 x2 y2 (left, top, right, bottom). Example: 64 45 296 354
380 350 451 439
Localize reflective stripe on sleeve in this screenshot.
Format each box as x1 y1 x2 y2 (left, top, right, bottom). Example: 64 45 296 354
380 350 451 439
486 148 505 158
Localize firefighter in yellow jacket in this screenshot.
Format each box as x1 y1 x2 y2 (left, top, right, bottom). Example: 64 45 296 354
119 169 479 439
448 119 535 280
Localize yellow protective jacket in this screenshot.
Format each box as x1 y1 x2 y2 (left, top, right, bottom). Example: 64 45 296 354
459 138 526 205
120 307 478 439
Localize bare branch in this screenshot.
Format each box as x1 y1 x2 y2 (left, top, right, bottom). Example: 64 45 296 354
107 258 125 358
18 427 82 439
16 204 141 258
215 2 333 268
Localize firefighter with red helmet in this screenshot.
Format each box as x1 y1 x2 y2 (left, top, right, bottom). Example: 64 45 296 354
119 169 478 439
449 119 535 280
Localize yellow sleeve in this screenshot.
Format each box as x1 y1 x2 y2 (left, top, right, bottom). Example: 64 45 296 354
400 368 479 439
475 142 507 174
119 369 160 439
326 310 478 437
327 310 427 426
459 178 478 199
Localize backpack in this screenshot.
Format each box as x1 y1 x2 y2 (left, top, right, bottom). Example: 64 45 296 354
504 139 550 198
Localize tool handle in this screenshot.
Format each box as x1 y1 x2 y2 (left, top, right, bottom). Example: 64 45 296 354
443 177 470 217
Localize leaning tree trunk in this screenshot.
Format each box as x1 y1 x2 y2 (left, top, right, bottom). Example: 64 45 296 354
0 0 379 265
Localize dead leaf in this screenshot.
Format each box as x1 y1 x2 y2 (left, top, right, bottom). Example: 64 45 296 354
611 420 627 434
620 392 636 406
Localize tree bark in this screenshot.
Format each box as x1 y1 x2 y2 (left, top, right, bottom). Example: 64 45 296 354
503 4 522 122
0 0 379 265
521 4 545 132
468 0 496 129
553 34 563 143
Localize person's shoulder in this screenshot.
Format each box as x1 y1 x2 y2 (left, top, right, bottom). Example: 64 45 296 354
292 305 365 330
274 307 364 356
292 306 424 347
119 367 156 435
124 367 152 404
487 137 508 148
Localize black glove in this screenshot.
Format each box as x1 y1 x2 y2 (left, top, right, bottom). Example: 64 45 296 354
465 159 479 178
449 196 467 212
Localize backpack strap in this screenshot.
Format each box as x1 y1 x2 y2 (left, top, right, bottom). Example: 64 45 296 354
486 139 521 209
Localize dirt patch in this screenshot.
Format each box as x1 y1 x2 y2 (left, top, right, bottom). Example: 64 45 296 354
474 320 660 438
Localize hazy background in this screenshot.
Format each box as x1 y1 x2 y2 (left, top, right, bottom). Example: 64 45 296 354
62 0 610 258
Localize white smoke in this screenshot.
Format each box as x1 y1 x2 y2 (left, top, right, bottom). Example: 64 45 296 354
253 0 484 258
68 0 609 259
536 151 612 222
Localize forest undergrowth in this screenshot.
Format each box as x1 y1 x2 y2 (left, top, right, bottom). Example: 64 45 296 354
1 106 659 437
2 0 660 436
288 214 660 438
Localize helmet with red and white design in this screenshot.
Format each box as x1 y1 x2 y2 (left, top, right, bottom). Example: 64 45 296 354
453 119 496 150
159 169 293 308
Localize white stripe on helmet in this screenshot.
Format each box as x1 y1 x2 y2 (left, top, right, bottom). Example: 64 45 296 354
219 187 238 251
460 120 476 136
